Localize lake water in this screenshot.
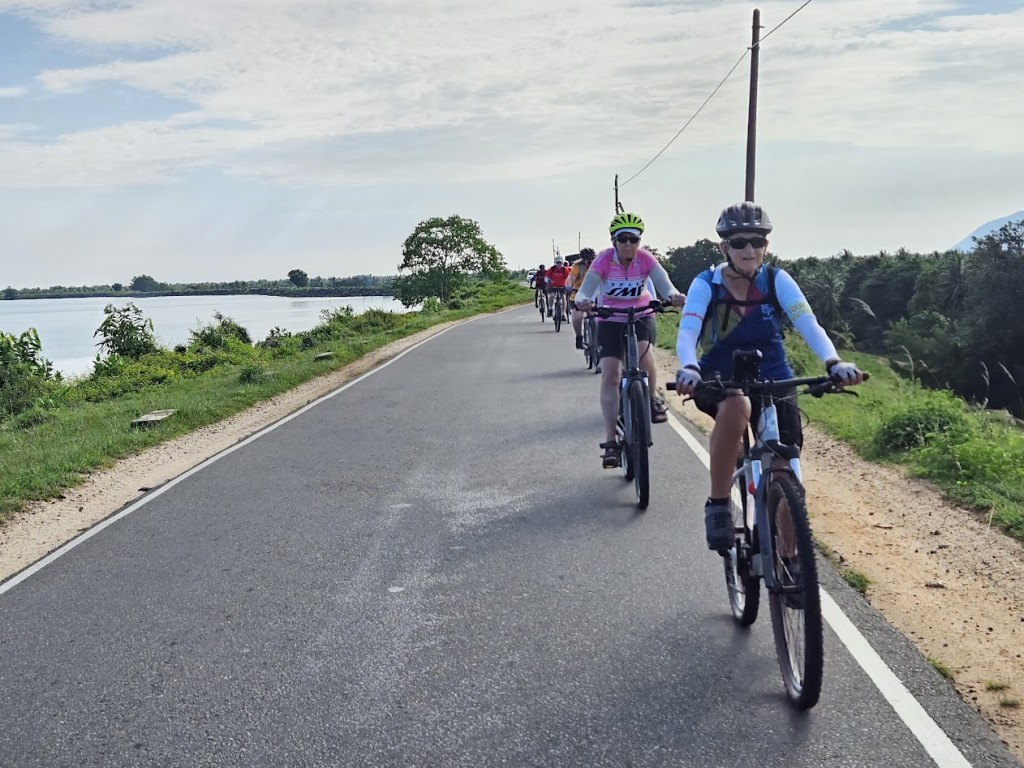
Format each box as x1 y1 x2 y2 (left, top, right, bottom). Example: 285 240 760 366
0 294 408 378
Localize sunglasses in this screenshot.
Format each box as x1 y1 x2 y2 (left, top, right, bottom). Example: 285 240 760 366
615 234 641 244
727 235 768 249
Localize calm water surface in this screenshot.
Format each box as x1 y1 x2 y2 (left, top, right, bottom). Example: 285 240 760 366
0 295 407 378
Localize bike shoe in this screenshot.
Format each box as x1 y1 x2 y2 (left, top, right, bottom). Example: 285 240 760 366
600 441 621 469
704 500 733 552
651 397 669 424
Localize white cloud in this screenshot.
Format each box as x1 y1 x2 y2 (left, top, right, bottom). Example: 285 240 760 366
0 86 27 97
0 0 1017 190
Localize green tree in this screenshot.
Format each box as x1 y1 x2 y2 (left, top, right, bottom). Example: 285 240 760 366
662 239 720 289
393 215 505 306
2 287 17 300
130 274 162 292
288 269 309 287
111 282 124 292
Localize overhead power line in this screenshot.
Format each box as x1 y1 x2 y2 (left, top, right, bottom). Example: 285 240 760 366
618 0 816 189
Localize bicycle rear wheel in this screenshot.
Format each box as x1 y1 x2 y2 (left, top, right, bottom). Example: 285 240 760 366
725 448 760 625
766 473 823 709
629 379 650 510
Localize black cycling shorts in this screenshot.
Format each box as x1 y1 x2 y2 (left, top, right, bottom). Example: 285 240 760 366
693 386 803 448
596 317 657 363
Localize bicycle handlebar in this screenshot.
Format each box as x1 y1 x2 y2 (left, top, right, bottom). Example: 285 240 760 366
666 371 869 399
594 300 673 319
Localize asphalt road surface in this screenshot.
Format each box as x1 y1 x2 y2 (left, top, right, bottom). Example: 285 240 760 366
1 306 1019 767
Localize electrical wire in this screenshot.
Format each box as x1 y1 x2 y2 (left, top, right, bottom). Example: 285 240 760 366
618 0 816 189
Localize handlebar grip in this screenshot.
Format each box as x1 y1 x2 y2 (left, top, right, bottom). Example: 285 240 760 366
666 381 676 391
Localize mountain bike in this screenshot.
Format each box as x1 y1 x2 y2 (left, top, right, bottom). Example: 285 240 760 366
552 290 566 333
669 351 867 709
597 301 672 510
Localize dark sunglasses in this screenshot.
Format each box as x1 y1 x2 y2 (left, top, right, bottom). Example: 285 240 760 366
727 235 768 249
615 234 641 244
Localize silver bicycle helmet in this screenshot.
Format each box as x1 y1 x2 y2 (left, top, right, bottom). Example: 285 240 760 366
715 201 773 238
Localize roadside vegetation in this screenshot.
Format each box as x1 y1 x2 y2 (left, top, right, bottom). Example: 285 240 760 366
0 214 527 524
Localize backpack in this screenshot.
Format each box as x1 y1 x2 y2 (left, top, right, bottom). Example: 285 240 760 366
697 264 786 346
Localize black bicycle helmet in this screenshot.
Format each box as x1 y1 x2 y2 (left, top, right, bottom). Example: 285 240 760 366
715 201 773 238
579 247 596 260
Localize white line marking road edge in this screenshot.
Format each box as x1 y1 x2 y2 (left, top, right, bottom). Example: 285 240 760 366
0 318 474 597
667 412 974 768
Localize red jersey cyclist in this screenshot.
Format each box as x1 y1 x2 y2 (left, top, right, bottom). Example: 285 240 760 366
574 212 686 469
545 255 571 318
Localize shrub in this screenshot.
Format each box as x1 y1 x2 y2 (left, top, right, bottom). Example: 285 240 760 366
875 395 973 452
94 303 158 360
0 329 58 419
238 363 270 385
188 312 252 350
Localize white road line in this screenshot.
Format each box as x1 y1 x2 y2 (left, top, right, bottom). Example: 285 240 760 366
0 319 472 597
666 413 974 768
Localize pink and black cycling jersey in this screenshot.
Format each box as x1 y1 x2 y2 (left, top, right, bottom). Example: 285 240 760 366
587 248 659 322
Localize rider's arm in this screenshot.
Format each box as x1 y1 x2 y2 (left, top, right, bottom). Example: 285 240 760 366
648 262 684 301
773 270 840 363
675 278 712 369
576 268 602 303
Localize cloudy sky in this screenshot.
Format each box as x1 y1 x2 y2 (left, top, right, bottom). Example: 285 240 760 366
1 0 1022 288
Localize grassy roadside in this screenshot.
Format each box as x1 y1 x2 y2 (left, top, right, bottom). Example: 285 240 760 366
0 281 531 524
654 313 1024 542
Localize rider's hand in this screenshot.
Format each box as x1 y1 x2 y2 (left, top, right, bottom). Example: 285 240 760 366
675 366 701 396
577 298 593 312
669 292 686 308
827 360 864 386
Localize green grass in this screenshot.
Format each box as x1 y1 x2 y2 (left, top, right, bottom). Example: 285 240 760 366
928 655 955 681
841 568 871 595
985 680 1010 692
0 281 531 523
999 696 1021 709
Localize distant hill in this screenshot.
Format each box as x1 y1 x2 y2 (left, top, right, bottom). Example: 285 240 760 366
953 210 1024 252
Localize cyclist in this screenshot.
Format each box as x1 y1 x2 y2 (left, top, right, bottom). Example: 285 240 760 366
575 212 686 469
545 255 571 318
567 248 596 349
673 201 864 551
531 264 547 307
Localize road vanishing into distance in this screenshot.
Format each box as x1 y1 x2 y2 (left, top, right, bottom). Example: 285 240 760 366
1 306 1019 767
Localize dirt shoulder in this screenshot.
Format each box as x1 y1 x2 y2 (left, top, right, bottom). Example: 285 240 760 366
1 322 1022 760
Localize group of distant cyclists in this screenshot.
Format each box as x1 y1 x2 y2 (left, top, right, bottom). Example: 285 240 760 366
534 203 865 552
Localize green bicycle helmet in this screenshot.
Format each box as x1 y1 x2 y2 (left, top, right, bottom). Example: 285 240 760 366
609 211 645 235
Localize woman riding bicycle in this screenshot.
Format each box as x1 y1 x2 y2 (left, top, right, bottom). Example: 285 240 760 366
575 212 686 469
673 202 864 551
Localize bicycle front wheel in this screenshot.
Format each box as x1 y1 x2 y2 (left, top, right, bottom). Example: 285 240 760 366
554 298 562 332
766 473 823 709
629 379 650 510
616 398 633 482
539 295 546 321
725 458 760 626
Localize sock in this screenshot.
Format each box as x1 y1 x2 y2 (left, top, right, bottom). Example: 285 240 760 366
706 497 729 507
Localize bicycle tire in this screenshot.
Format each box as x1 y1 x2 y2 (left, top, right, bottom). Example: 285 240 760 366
616 401 633 482
725 450 760 626
583 319 594 369
629 379 650 509
539 294 546 322
766 472 823 709
554 297 562 332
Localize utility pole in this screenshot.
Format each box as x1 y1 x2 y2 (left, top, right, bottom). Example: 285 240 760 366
745 8 761 203
614 175 624 213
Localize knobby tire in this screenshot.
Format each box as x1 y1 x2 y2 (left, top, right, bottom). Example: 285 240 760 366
725 451 760 626
766 473 823 709
629 379 650 510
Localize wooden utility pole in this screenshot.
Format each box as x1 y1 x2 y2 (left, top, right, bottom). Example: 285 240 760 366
745 9 761 202
614 175 624 213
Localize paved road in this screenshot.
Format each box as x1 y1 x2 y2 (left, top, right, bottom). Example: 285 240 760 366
0 306 1019 767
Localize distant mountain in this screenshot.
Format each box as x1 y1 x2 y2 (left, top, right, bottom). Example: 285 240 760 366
953 210 1024 252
